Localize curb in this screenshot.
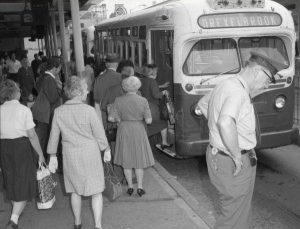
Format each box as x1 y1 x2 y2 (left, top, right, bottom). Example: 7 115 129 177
293 125 300 146
153 161 215 229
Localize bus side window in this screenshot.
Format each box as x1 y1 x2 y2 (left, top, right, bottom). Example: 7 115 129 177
117 41 122 58
142 42 147 66
134 42 139 66
130 41 135 64
165 31 173 69
122 41 126 59
114 40 118 53
128 42 132 60
103 36 108 55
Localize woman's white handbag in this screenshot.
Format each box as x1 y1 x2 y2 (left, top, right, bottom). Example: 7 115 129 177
36 163 57 209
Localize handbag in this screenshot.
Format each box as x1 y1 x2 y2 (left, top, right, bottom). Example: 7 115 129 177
36 163 57 209
106 103 119 142
105 123 118 142
103 162 122 201
159 95 169 121
160 93 175 124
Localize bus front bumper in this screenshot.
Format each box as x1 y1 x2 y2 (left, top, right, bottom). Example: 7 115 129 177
175 127 299 157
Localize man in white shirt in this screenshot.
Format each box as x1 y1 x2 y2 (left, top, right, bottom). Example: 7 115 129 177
197 50 285 229
7 53 21 82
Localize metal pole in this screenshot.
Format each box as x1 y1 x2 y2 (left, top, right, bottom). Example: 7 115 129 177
38 39 40 51
58 0 69 79
70 0 85 76
42 38 44 52
45 27 52 57
48 22 54 57
51 12 58 56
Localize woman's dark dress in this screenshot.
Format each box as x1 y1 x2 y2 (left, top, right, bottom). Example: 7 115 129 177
140 77 167 136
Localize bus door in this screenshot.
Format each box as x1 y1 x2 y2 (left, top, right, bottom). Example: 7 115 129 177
151 30 174 97
151 30 177 156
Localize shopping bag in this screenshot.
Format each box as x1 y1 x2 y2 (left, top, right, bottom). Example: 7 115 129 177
103 162 122 201
105 124 117 142
159 96 169 121
160 93 175 124
36 163 57 209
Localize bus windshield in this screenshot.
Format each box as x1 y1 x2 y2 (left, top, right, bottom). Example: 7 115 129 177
239 36 289 69
183 36 289 76
183 38 239 76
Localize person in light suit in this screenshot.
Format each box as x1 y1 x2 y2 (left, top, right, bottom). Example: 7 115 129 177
47 76 111 229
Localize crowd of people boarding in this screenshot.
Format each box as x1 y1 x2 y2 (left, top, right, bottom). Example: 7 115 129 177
0 51 172 229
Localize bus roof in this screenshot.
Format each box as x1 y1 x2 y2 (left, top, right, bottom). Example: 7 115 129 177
94 0 294 34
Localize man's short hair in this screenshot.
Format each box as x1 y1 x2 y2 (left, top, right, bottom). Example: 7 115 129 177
20 54 28 60
46 56 61 70
117 60 134 73
105 53 120 63
85 56 95 65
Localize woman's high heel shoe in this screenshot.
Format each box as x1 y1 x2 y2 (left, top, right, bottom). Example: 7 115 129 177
127 188 134 196
137 188 146 197
74 224 82 229
161 144 173 150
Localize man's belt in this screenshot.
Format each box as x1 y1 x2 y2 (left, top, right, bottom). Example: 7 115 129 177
209 144 251 156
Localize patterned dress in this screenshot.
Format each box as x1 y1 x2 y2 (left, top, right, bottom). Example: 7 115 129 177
47 100 109 196
113 93 155 169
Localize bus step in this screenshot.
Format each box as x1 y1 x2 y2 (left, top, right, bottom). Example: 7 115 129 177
155 144 183 159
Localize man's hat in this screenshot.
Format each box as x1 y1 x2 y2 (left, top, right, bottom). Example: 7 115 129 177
249 50 288 80
105 53 120 63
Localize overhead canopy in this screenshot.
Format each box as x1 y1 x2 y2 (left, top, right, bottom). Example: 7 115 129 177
0 0 90 38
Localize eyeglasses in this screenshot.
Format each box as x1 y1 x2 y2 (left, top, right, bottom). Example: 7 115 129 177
261 69 276 84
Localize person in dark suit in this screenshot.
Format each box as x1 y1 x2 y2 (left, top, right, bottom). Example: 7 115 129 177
18 55 36 105
31 57 63 159
31 53 41 80
140 64 172 148
93 53 121 129
101 60 134 112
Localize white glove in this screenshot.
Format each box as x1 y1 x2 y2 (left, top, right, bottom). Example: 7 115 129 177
48 156 58 173
103 149 111 162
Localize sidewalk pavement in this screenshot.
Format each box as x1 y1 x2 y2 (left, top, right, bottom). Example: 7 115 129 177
0 162 211 229
258 144 300 179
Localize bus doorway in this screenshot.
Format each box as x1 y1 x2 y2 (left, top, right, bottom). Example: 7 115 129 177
151 30 174 97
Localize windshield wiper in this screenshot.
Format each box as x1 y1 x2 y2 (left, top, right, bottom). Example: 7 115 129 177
200 67 239 85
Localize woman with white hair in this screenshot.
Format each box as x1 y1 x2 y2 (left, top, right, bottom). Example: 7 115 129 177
110 76 154 197
47 76 111 229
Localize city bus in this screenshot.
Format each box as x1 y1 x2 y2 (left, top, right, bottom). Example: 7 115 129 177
94 0 299 157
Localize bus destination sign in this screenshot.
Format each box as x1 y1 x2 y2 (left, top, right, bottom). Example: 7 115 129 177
198 12 282 29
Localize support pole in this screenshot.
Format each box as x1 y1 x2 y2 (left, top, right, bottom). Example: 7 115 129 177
70 0 84 76
51 12 58 56
58 0 69 79
38 39 40 51
48 22 54 57
46 27 52 57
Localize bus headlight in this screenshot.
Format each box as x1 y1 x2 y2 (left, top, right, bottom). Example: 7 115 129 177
194 105 202 116
274 95 286 109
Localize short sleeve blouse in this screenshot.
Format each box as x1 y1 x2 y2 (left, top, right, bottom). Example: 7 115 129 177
0 100 35 139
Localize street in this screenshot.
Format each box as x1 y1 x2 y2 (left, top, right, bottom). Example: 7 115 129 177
153 144 300 229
